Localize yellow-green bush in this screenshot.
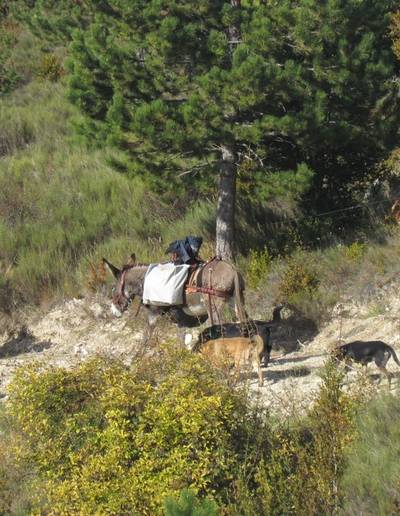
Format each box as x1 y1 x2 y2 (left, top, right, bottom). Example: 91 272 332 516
245 360 357 515
37 53 64 82
5 347 252 514
279 258 319 301
1 350 367 515
246 247 270 289
344 241 367 262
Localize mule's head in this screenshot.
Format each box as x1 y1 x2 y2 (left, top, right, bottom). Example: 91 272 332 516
103 256 137 317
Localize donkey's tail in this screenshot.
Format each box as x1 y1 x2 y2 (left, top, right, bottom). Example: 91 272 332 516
233 270 247 323
390 346 400 367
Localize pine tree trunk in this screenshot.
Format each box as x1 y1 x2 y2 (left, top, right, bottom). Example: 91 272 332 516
216 146 236 261
215 0 241 261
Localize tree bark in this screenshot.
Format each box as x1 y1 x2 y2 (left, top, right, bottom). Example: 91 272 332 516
215 0 241 261
216 145 236 261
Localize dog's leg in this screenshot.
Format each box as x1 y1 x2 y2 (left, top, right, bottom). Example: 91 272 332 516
257 356 264 387
377 366 391 389
375 351 391 388
253 351 264 387
344 356 352 374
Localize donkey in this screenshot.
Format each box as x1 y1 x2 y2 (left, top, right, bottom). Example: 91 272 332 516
103 255 247 340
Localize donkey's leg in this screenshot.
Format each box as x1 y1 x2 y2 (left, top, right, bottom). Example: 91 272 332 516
234 296 248 322
143 307 160 345
204 296 223 326
176 326 188 348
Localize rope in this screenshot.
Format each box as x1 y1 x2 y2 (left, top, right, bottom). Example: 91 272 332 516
313 198 386 218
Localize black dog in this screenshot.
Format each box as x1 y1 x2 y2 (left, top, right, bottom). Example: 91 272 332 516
194 320 272 367
333 340 400 387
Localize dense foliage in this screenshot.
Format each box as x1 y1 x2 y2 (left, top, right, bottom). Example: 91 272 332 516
0 8 20 95
64 0 399 207
10 0 92 44
10 1 399 256
0 349 359 514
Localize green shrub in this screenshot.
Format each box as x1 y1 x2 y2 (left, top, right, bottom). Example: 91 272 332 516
5 348 255 514
0 274 15 313
37 53 64 82
250 360 357 515
279 258 319 301
246 247 270 289
0 18 21 95
164 488 218 516
0 439 12 514
344 241 367 262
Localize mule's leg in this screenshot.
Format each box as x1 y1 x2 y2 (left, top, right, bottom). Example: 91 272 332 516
204 296 223 326
176 326 188 348
142 307 160 345
234 296 248 322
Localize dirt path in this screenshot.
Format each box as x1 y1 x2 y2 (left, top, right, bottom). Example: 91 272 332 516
1 285 399 411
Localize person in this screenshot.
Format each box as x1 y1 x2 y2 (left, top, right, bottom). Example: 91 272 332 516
165 236 203 265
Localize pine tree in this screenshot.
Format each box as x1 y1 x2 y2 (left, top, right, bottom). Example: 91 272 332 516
391 10 400 60
66 0 400 258
10 0 92 44
0 1 20 95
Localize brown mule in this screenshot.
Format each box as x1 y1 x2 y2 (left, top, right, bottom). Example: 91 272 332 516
103 255 247 339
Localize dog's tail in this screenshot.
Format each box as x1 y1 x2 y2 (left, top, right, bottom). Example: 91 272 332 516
390 346 400 367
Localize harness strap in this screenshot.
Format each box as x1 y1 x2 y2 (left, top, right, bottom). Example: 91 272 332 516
113 265 133 305
185 285 230 299
208 268 214 326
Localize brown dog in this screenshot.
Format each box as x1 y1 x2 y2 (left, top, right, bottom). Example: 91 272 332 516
199 335 265 387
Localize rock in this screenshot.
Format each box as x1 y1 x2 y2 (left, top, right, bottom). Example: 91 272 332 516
89 303 104 319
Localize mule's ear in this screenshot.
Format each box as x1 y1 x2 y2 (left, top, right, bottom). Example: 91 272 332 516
102 258 121 279
127 253 136 266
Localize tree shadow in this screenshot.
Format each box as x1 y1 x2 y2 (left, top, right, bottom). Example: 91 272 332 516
243 366 312 385
0 326 52 358
271 308 319 353
264 366 313 383
272 353 326 365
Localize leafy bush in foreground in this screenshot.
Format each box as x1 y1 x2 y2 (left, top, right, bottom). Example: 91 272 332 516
164 488 218 516
0 350 364 515
5 348 254 514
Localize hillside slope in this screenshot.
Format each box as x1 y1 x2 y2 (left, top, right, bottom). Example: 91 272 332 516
1 276 399 412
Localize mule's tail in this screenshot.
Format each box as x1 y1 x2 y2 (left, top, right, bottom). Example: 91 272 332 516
233 270 247 323
390 346 400 367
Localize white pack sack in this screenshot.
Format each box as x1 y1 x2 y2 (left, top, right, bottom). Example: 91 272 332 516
142 263 191 306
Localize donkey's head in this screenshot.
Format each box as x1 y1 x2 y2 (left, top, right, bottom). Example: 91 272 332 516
103 254 142 317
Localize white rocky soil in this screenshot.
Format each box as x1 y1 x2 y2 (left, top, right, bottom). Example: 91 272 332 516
1 282 399 412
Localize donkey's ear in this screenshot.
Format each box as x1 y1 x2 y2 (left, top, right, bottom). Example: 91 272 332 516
127 253 136 266
102 258 121 279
